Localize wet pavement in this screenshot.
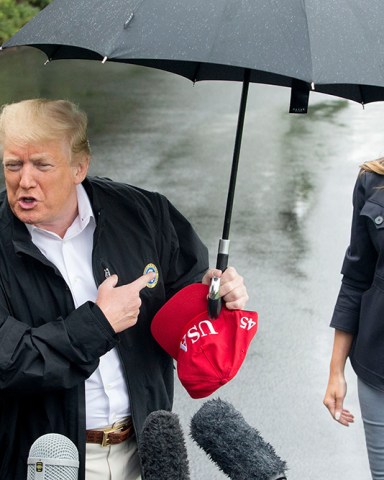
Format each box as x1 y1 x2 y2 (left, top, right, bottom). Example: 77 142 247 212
1 47 383 479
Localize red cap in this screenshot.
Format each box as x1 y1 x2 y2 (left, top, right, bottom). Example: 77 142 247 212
151 283 258 399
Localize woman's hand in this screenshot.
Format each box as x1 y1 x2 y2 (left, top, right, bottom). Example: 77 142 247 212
323 329 355 426
323 372 354 426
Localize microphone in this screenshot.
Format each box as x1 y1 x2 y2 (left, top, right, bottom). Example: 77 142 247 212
190 398 287 480
138 410 190 480
27 433 79 480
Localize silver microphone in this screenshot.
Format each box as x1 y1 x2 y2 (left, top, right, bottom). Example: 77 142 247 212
27 433 79 480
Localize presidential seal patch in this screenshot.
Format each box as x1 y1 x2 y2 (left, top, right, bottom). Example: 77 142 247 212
143 263 159 288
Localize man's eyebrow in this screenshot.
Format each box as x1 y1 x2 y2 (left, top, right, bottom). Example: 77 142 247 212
3 156 21 162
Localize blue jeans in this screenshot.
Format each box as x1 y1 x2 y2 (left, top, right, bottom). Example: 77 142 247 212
358 377 384 480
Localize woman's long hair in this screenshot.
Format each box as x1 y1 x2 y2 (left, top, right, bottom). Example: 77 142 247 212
360 158 384 175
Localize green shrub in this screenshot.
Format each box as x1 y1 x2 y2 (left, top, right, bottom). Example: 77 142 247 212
0 0 44 44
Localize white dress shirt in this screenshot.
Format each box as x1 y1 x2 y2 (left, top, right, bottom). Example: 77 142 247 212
27 184 130 429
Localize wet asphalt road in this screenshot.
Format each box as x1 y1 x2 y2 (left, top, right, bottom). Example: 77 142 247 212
1 47 384 479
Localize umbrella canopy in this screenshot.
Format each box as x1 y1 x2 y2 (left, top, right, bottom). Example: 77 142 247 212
2 0 384 314
2 0 384 103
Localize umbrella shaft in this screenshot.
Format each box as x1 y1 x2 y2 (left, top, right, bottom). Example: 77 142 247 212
222 68 251 240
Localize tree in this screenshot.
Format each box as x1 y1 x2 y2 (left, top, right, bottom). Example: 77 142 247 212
0 0 51 44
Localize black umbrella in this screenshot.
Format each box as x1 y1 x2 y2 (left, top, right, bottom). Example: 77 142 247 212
2 0 384 315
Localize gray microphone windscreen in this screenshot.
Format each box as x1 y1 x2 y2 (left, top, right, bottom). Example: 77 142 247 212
27 433 79 480
138 410 190 480
190 399 287 480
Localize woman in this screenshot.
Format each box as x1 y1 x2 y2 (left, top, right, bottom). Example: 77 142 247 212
324 159 384 480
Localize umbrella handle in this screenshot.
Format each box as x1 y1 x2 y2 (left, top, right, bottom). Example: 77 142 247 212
208 239 229 319
208 277 221 319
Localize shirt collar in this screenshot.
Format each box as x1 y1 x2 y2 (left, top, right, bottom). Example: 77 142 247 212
76 183 95 229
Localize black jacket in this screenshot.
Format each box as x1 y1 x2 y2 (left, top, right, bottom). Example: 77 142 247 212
0 176 208 480
331 170 384 390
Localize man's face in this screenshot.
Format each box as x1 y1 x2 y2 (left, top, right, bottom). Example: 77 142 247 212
2 138 88 236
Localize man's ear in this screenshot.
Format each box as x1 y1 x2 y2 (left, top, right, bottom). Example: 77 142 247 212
73 155 90 184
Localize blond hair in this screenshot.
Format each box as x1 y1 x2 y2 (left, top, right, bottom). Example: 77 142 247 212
0 99 91 161
360 158 384 175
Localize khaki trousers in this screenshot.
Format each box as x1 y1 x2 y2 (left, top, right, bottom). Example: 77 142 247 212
85 436 141 480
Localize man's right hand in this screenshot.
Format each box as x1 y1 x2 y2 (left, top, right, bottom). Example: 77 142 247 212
96 272 156 333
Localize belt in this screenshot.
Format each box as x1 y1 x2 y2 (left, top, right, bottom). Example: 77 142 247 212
86 417 134 447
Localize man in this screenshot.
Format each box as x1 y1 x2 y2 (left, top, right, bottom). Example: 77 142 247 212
0 99 249 480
